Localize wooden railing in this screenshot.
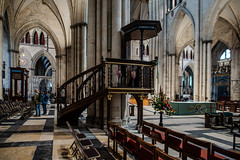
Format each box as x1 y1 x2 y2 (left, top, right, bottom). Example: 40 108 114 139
57 58 157 116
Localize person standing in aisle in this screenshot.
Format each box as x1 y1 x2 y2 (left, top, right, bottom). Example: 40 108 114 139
34 89 41 116
42 91 49 115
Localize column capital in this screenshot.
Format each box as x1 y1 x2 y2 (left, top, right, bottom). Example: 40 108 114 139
70 22 88 29
202 40 213 44
8 49 20 53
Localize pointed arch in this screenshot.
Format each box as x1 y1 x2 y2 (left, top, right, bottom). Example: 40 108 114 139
33 31 38 44
13 19 61 55
168 6 195 55
40 32 45 45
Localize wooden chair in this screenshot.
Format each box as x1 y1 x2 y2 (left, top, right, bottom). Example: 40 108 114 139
123 130 138 160
142 120 153 140
165 129 184 157
151 123 166 144
211 143 240 159
135 137 156 160
182 135 211 160
107 121 116 153
66 121 100 160
154 147 178 160
115 124 125 154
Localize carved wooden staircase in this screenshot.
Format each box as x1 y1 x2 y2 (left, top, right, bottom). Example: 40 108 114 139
57 58 157 126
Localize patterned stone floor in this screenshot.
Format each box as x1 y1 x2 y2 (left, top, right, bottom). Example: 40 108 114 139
0 105 114 160
0 104 240 160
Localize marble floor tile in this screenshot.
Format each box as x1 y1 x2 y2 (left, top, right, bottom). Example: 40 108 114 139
5 133 41 143
0 125 10 131
0 146 36 160
23 120 46 126
18 125 44 131
53 132 72 140
39 132 54 141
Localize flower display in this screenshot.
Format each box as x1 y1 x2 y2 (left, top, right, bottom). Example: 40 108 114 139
151 88 175 116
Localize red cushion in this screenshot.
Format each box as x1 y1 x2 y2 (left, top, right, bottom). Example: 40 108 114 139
124 139 136 154
200 148 208 159
167 135 182 151
210 153 227 160
136 146 153 160
151 130 165 142
142 126 151 135
116 131 124 144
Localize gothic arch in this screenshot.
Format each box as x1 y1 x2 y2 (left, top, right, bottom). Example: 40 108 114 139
204 0 232 40
177 40 194 63
168 6 195 55
13 19 61 55
31 49 56 73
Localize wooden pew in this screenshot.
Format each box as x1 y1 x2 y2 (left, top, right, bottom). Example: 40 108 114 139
107 121 116 153
135 137 155 160
211 143 240 160
165 129 184 157
155 147 178 160
151 123 166 144
182 135 211 160
123 130 138 160
115 124 125 155
142 120 153 140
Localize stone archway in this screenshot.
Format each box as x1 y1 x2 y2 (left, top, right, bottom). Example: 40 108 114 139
30 50 56 96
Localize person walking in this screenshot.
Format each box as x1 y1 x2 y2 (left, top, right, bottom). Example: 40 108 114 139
34 89 41 116
42 91 49 115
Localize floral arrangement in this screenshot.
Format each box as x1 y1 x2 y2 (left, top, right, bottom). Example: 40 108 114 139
151 88 175 116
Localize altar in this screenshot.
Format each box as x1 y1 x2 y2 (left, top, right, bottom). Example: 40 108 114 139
170 102 216 115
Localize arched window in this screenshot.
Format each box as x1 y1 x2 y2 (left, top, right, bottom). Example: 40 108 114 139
182 50 185 59
21 37 24 43
26 32 30 43
220 49 231 60
190 51 193 59
186 50 188 59
34 32 38 44
40 32 45 45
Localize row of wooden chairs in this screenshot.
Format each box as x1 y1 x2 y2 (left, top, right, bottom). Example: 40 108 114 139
216 101 240 112
107 121 177 160
0 100 34 121
66 121 100 160
142 120 240 160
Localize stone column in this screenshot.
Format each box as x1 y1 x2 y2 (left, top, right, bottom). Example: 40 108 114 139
9 49 19 67
231 47 240 100
163 0 167 93
121 0 130 126
101 0 108 59
30 36 33 45
111 0 121 58
172 55 175 99
193 0 200 101
199 40 203 101
81 25 87 72
206 41 212 101
87 0 96 69
168 55 172 98
110 0 122 125
52 69 56 94
202 42 206 101
0 17 3 99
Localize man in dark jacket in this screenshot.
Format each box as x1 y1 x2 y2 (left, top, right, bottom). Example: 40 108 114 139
34 89 41 116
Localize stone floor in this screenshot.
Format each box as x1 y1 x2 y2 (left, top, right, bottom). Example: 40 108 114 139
0 104 240 160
